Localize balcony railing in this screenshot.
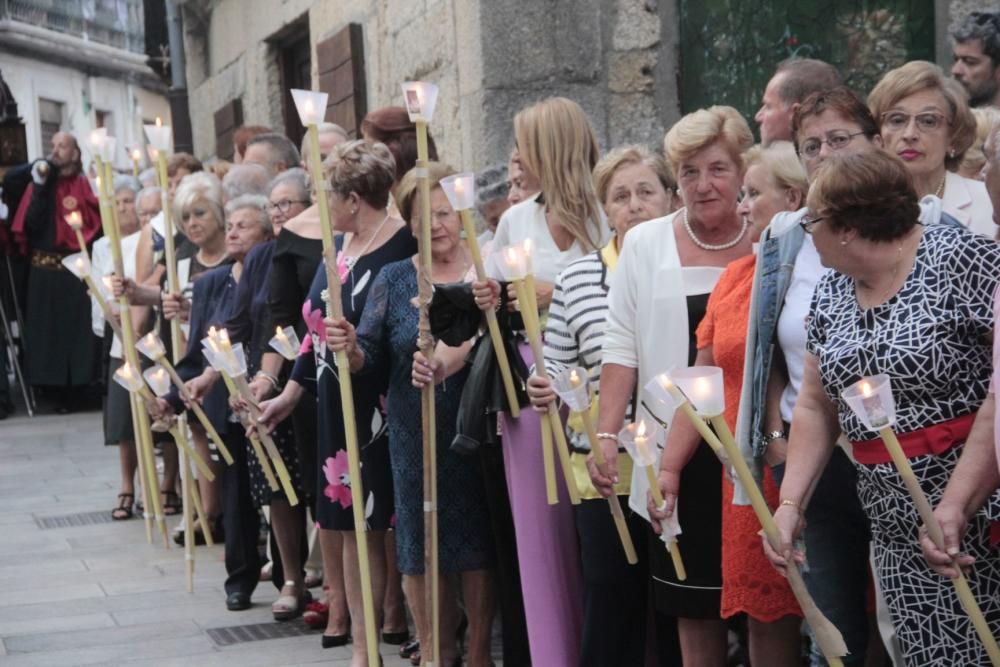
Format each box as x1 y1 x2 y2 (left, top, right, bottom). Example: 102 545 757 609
0 0 146 54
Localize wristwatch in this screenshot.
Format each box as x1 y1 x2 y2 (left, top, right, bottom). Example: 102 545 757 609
764 430 787 444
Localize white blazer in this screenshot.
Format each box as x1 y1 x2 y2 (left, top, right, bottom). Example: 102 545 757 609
942 171 997 238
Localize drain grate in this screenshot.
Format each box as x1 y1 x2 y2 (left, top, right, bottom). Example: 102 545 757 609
35 510 115 529
206 621 315 646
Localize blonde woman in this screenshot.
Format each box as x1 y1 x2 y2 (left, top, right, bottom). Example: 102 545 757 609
958 106 1000 178
591 106 753 666
474 97 609 666
869 60 995 236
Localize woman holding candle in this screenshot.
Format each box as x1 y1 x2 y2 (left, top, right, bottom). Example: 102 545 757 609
521 144 676 666
763 149 1000 665
326 161 497 667
869 61 996 237
471 96 608 667
648 142 807 665
257 140 415 660
588 106 752 666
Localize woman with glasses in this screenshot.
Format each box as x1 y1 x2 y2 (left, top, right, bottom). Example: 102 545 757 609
266 169 310 232
740 87 887 666
765 148 1000 666
869 61 996 237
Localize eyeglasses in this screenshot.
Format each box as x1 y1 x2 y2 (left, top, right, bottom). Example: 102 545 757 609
267 198 310 214
799 214 825 234
881 111 949 133
799 131 867 159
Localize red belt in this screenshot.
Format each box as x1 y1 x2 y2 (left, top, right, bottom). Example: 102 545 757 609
850 412 976 465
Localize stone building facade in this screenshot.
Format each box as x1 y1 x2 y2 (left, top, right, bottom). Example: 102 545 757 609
181 0 976 172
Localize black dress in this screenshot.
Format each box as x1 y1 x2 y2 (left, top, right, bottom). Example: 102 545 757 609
289 226 416 531
269 228 323 500
649 292 723 620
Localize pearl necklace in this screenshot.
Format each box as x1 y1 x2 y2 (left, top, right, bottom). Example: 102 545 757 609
341 213 391 271
934 175 946 199
682 208 748 251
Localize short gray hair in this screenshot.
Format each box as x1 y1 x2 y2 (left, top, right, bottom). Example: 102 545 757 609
138 167 158 188
222 163 270 201
300 122 349 157
113 175 140 195
246 133 301 171
267 167 309 201
224 194 271 236
136 186 162 205
474 163 509 210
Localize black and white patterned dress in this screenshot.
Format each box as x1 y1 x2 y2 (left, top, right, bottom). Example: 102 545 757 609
807 223 1000 666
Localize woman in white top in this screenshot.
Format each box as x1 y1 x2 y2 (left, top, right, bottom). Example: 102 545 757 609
869 60 997 238
591 106 753 666
475 97 609 667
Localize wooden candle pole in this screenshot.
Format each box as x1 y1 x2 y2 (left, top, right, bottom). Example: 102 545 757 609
637 434 687 580
457 208 520 417
95 155 169 547
415 118 441 667
304 117 379 666
210 360 279 491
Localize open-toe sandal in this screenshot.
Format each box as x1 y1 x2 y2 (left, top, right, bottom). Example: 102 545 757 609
272 581 305 621
111 493 134 521
161 491 182 516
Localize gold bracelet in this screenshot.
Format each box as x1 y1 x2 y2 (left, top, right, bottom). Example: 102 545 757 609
779 498 802 512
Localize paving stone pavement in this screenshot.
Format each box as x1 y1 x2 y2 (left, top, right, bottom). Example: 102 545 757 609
0 411 500 666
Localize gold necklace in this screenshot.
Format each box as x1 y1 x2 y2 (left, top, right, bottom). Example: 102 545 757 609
934 175 946 199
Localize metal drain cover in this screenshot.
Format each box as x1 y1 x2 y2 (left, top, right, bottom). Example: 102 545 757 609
35 510 115 529
206 621 316 646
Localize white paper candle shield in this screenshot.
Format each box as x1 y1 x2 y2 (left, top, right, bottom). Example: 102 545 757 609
643 374 682 426
143 119 172 152
269 325 300 360
400 81 439 123
440 173 476 211
201 344 223 372
290 89 329 126
135 332 166 360
61 253 91 279
619 418 663 467
668 366 725 417
552 366 591 413
497 243 528 281
113 362 145 393
88 128 107 154
143 365 172 397
843 374 896 430
100 135 117 163
229 343 248 376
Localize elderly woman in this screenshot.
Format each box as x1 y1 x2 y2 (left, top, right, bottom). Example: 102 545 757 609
745 87 888 667
258 140 415 660
522 144 676 666
869 60 995 236
326 162 496 667
649 142 807 665
471 96 609 666
765 149 1000 665
590 106 752 666
266 168 310 232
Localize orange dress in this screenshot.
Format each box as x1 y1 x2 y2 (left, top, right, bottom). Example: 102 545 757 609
696 255 802 622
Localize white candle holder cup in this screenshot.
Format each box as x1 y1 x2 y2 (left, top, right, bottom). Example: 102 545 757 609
269 326 301 360
668 366 725 417
618 418 663 467
61 253 91 279
290 89 329 126
135 333 167 361
65 211 83 230
101 135 117 163
143 121 173 152
440 173 476 211
143 366 172 397
400 82 439 123
113 363 145 393
643 374 683 425
88 128 108 155
496 243 529 282
201 344 223 373
552 366 592 413
229 343 249 376
843 374 896 431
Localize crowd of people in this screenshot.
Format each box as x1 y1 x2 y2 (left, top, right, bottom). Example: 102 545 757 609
7 9 1000 667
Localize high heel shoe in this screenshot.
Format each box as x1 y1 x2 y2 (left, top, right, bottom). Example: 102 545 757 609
320 632 350 648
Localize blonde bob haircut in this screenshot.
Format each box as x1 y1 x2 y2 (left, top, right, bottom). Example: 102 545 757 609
514 97 603 252
323 139 396 211
396 161 457 224
959 106 1000 176
172 171 225 233
742 141 808 203
592 144 675 206
868 61 976 171
663 105 754 174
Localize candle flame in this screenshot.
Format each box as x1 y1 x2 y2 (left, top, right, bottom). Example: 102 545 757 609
131 148 142 160
570 369 580 387
218 329 231 344
454 179 464 195
860 381 872 398
102 276 112 289
208 326 217 338
694 376 712 396
66 211 82 226
304 99 315 116
155 117 162 128
149 147 159 159
74 258 85 271
523 238 534 257
659 374 673 389
95 175 102 188
636 419 647 438
504 246 519 266
276 326 284 336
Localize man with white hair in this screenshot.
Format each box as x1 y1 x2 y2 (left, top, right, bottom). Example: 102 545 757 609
243 133 301 176
222 163 271 203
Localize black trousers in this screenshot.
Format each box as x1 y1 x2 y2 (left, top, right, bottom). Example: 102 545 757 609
223 430 262 597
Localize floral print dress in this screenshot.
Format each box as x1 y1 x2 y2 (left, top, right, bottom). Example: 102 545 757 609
289 227 416 531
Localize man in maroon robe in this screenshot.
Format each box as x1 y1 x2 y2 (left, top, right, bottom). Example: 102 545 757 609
11 131 102 411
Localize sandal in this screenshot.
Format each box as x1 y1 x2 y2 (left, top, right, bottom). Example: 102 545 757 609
272 581 307 621
162 491 182 516
400 639 419 659
111 493 134 521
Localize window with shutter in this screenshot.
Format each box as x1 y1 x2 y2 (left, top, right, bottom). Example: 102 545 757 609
316 23 367 137
214 99 243 161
